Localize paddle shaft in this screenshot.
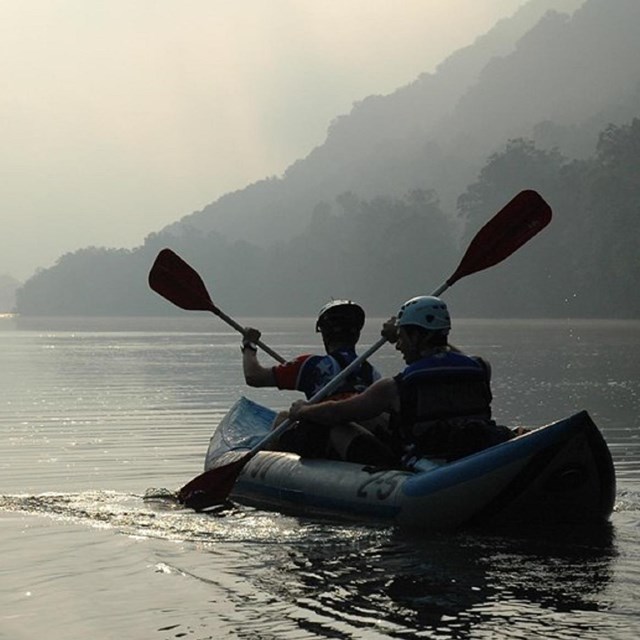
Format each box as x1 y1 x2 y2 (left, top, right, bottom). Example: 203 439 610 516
214 306 286 364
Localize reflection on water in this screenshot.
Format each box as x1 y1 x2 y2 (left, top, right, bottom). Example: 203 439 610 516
209 522 621 639
272 532 614 637
1 489 628 639
1 316 640 639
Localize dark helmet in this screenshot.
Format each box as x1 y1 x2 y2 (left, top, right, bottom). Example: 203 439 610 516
315 299 365 334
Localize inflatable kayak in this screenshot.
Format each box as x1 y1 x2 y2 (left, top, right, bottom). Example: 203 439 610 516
203 397 616 530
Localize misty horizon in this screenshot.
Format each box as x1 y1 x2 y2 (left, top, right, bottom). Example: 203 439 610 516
5 0 639 321
1 0 535 284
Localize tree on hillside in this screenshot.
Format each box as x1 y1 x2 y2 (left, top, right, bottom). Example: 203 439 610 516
15 247 160 316
14 119 640 319
263 189 456 315
457 139 566 234
580 118 640 315
453 122 640 318
453 139 568 316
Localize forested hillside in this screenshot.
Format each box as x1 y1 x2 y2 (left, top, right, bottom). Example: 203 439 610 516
14 0 640 318
16 118 640 318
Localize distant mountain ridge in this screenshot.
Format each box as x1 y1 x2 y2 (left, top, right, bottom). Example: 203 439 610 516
15 0 640 319
163 0 598 246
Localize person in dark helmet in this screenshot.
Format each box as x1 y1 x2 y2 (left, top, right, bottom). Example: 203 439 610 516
288 296 513 468
241 300 392 463
241 299 380 399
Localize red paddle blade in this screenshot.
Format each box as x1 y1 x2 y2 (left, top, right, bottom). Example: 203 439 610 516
177 453 249 511
148 248 216 312
448 190 552 287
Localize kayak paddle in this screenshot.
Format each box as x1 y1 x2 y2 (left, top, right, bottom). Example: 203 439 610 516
149 246 383 486
148 248 286 364
176 189 553 510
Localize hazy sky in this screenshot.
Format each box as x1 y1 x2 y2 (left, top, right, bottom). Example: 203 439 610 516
1 0 529 281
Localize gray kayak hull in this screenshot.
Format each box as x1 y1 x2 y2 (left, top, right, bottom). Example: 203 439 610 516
204 397 616 530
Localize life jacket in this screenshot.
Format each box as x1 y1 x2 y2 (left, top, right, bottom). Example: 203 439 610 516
292 348 378 400
392 350 506 460
328 349 377 399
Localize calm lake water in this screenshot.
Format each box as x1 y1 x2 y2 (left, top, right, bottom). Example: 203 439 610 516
1 315 639 640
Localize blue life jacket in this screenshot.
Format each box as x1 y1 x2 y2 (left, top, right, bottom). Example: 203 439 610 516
392 350 501 460
298 348 379 399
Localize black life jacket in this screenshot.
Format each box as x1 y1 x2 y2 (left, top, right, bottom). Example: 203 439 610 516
392 351 506 460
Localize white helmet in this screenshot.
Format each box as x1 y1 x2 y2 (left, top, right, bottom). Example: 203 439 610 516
396 296 450 332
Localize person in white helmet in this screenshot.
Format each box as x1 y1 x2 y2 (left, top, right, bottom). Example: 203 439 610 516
288 296 513 466
241 300 392 462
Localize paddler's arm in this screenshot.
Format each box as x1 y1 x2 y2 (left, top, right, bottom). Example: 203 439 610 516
241 327 277 387
289 377 399 426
